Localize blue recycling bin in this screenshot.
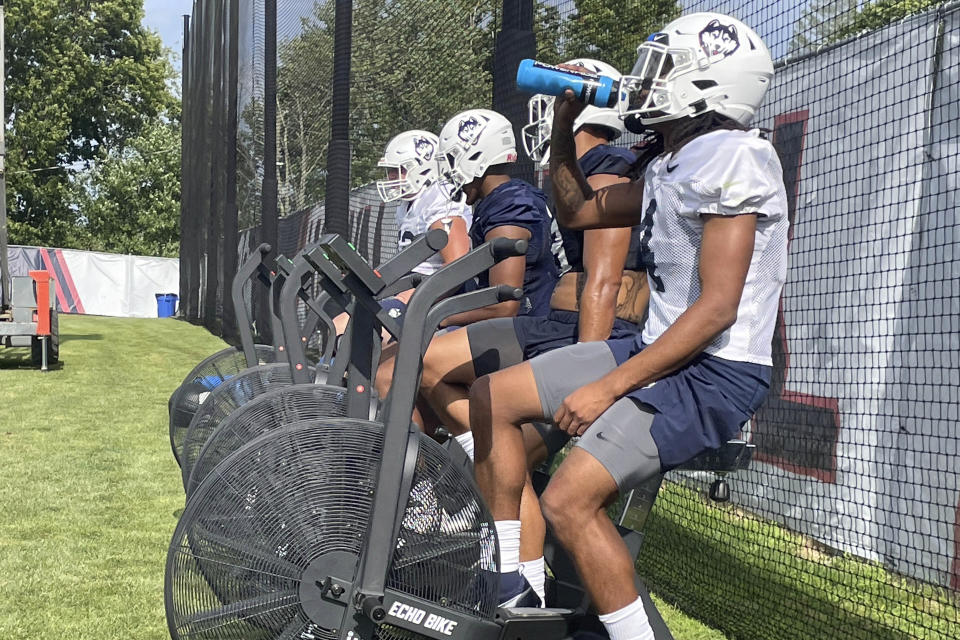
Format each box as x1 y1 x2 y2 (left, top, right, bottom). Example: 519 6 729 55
156 293 179 318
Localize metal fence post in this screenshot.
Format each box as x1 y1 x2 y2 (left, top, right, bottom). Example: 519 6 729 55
493 0 536 184
258 0 278 343
223 0 240 340
324 0 353 238
180 13 192 319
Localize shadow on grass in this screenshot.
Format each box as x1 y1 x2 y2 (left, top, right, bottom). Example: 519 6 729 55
0 350 35 369
0 348 65 370
60 333 104 342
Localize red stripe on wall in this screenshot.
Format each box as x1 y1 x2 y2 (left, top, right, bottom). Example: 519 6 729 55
55 249 86 314
39 249 70 311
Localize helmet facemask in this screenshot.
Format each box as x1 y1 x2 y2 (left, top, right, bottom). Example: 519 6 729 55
522 94 554 164
619 41 701 126
377 162 412 202
438 146 475 202
376 131 440 203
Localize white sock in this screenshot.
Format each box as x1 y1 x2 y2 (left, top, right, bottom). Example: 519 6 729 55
599 596 654 640
518 556 546 605
494 520 521 573
453 431 475 462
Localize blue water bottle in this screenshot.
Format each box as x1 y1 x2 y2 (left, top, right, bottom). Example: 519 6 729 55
516 59 619 108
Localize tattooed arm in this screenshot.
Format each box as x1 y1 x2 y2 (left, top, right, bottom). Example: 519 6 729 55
550 90 647 230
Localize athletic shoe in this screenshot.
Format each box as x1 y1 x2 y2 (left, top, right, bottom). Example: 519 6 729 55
497 570 543 608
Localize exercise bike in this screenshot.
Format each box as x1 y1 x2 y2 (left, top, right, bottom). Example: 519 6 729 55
168 243 326 465
181 230 450 497
165 233 755 640
174 246 341 479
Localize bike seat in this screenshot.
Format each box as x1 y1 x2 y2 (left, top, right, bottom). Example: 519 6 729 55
675 439 755 473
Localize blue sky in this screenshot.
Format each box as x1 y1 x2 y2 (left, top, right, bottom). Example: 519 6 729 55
142 0 195 72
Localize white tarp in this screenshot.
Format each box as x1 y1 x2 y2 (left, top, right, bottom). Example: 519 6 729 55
885 7 960 590
61 250 180 318
721 10 959 589
7 245 179 319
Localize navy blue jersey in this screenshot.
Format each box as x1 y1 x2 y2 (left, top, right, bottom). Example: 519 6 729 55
470 179 558 316
557 145 644 272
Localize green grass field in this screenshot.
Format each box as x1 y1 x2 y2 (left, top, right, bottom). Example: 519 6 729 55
0 315 726 640
638 483 960 640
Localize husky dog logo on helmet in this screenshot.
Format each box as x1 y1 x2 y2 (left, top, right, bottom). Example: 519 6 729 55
699 19 739 60
457 115 487 146
413 136 435 161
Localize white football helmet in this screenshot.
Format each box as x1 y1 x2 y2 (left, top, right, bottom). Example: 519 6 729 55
376 130 440 202
618 13 773 126
437 109 517 200
521 58 626 164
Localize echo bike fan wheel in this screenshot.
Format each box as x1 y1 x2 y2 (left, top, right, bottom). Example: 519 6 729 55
165 419 498 640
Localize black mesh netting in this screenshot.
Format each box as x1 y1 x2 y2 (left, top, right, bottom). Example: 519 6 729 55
541 2 958 639
179 1 960 638
271 1 503 334
165 420 498 640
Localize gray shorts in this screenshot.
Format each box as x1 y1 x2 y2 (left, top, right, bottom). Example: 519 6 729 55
466 319 572 459
528 342 662 492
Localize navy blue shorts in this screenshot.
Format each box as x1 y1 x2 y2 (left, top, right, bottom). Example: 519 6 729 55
513 309 639 360
604 337 772 469
467 309 640 378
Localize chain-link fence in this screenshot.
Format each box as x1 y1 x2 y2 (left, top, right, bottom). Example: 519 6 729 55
180 1 959 638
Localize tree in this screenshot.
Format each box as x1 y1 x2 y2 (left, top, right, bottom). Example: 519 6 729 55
564 0 681 74
789 1 941 55
788 0 859 55
4 0 178 248
535 0 563 62
72 116 181 257
833 0 941 41
262 0 686 219
269 0 498 215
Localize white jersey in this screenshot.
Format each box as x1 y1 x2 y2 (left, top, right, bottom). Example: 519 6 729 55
396 183 473 276
640 129 789 366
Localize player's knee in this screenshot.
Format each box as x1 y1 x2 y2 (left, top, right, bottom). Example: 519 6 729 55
468 374 493 422
420 350 444 392
541 483 579 537
470 371 516 424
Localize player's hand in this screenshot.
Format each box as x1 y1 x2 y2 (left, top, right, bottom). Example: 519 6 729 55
552 89 588 132
554 379 617 436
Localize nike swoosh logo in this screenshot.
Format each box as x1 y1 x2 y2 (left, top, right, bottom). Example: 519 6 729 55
596 431 609 442
666 164 679 173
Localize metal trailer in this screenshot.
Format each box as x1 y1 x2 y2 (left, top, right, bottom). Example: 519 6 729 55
0 271 58 370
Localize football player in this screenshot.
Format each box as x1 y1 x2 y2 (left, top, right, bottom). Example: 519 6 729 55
334 130 472 338
471 12 788 634
373 109 559 449
418 59 650 606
